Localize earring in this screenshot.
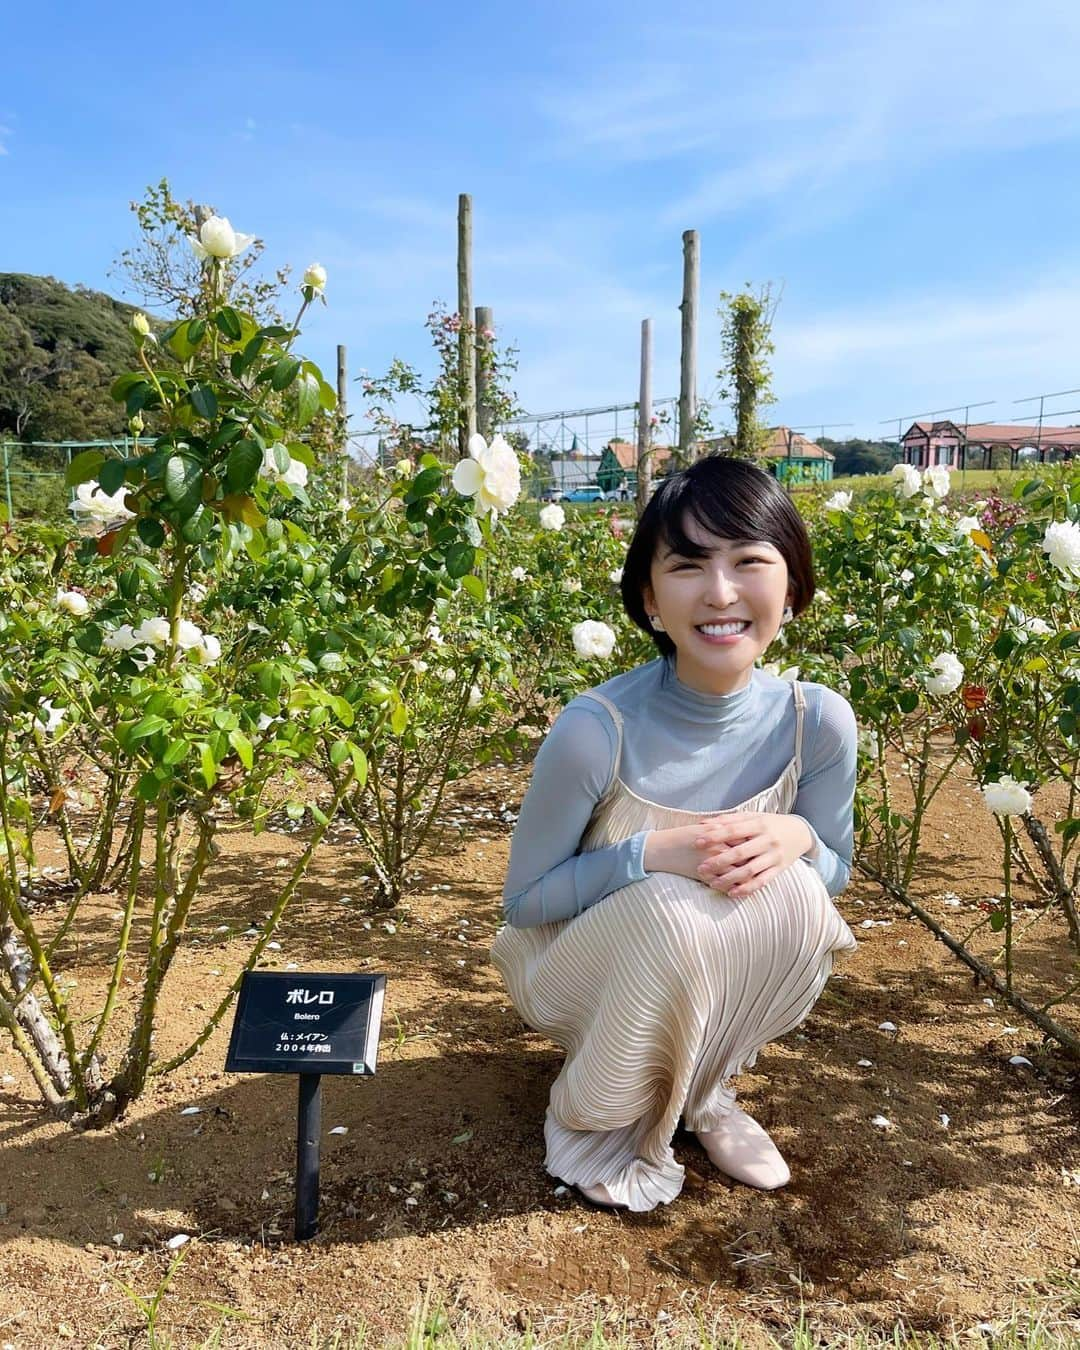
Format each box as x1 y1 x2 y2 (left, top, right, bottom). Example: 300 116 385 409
649 614 666 633
781 605 794 624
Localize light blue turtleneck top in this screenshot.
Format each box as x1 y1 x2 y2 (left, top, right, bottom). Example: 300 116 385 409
502 658 857 929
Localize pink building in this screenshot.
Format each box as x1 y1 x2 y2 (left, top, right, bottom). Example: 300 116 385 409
902 420 1080 469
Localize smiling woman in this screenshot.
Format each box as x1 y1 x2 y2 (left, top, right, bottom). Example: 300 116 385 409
491 454 857 1212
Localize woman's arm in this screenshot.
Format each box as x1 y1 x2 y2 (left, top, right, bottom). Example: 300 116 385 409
789 686 858 896
501 701 651 928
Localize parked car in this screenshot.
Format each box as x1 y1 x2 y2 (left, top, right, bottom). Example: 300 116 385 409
563 484 609 503
539 486 564 502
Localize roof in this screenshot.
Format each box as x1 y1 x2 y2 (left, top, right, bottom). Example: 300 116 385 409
702 428 834 461
904 419 1080 448
604 440 675 470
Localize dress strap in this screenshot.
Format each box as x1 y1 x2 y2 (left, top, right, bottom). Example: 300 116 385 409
791 680 807 778
579 691 624 798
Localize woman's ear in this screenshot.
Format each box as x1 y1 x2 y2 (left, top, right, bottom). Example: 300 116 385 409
642 583 656 616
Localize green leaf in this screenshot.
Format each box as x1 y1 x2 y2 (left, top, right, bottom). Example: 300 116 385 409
461 574 485 603
410 466 443 498
65 449 106 487
199 742 217 789
270 357 301 391
350 745 368 789
309 802 329 827
390 702 409 735
989 910 1007 932
189 384 218 420
898 690 920 714
74 624 103 656
130 714 170 742
293 372 320 428
255 661 283 699
97 458 127 497
329 740 351 768
162 739 190 766
137 518 166 549
215 307 243 341
164 455 202 506
228 729 253 770
445 542 475 579
225 439 263 493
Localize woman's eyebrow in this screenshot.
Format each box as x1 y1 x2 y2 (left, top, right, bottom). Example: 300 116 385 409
663 538 763 558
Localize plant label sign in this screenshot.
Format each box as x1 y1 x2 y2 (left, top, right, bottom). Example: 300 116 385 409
225 971 386 1076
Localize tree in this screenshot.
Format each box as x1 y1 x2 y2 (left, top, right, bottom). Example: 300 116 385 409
717 285 777 462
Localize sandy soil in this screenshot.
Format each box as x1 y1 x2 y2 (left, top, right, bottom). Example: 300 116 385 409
0 749 1077 1348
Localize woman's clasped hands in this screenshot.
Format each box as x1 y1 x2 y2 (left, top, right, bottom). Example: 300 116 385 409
644 814 814 898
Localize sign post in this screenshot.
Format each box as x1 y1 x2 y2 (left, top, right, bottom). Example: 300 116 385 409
225 971 386 1241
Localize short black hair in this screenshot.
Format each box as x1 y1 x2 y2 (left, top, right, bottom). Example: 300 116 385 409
620 455 816 657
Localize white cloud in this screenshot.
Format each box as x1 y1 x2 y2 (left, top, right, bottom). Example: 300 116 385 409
0 124 12 156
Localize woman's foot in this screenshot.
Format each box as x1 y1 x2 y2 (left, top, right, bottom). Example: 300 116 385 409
696 1107 791 1190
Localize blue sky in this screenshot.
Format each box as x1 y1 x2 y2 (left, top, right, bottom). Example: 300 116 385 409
4 0 1080 448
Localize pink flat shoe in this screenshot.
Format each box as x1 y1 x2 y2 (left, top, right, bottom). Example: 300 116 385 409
696 1106 791 1190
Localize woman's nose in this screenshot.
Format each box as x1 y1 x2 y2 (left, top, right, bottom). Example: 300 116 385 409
703 567 739 605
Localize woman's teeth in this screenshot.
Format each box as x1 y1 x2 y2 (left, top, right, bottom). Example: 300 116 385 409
697 621 750 637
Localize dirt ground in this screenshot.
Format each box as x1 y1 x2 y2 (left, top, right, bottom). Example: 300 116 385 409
0 746 1078 1349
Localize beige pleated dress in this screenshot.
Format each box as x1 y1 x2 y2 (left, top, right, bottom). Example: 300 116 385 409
490 679 857 1211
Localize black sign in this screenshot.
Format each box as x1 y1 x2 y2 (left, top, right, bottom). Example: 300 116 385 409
225 971 386 1076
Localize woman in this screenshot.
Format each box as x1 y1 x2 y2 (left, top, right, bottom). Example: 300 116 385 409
491 456 857 1212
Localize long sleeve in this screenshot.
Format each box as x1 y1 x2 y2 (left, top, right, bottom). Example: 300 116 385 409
502 702 650 928
790 686 858 897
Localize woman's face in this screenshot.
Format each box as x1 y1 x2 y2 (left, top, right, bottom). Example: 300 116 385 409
642 514 793 695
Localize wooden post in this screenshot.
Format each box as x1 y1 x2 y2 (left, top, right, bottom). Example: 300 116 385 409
679 230 699 463
636 319 653 517
336 344 349 504
475 305 493 442
457 194 476 458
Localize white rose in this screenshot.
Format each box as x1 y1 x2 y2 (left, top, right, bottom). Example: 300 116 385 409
102 623 139 652
815 589 831 604
857 726 880 762
538 504 565 531
55 588 89 617
824 490 852 512
925 651 964 696
922 465 951 500
303 263 327 294
510 566 528 581
451 433 521 517
890 464 922 499
571 620 616 660
426 623 444 646
70 480 135 525
468 684 483 708
1041 520 1080 582
189 215 255 261
195 634 222 665
562 577 582 593
953 515 981 540
609 567 624 584
883 594 900 610
131 311 152 338
395 459 414 478
842 612 858 629
410 659 428 675
175 619 205 650
899 569 914 584
981 775 1032 817
132 645 157 671
133 617 172 648
1017 612 1052 639
438 667 457 684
